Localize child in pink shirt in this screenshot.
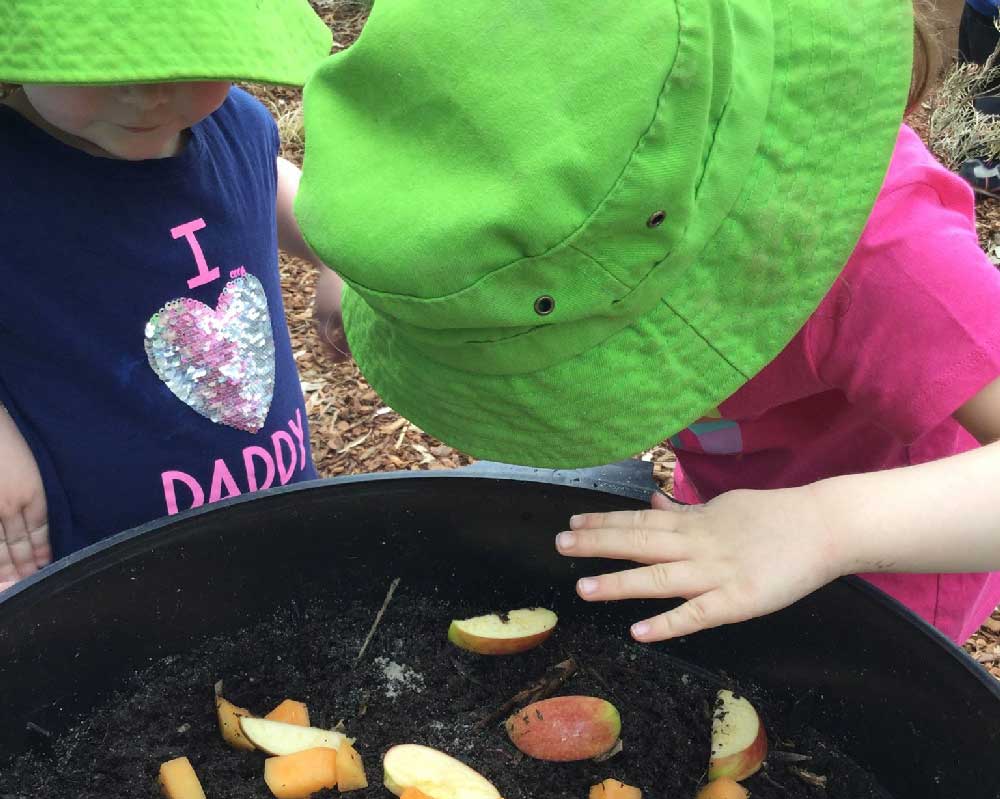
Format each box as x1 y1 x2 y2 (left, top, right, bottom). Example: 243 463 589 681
664 126 1000 643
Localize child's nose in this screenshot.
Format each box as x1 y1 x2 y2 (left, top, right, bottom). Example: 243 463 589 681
117 84 171 110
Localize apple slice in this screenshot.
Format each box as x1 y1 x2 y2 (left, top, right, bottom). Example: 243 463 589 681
215 694 256 751
708 690 768 781
448 608 557 655
506 696 621 761
383 744 501 799
239 716 349 756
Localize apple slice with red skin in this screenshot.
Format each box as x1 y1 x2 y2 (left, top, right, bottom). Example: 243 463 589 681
448 608 557 655
506 695 621 761
239 716 349 756
708 690 768 781
382 744 501 799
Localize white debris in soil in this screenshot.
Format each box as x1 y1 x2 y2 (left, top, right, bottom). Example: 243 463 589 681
374 656 425 699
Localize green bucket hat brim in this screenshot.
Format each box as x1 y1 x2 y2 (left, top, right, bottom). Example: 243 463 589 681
1 0 332 87
301 0 913 469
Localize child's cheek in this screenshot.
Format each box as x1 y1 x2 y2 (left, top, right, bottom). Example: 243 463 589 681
185 81 232 126
23 85 112 138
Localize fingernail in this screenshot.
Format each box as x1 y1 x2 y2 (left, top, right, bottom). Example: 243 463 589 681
578 577 598 595
631 622 651 639
556 532 575 550
569 515 583 529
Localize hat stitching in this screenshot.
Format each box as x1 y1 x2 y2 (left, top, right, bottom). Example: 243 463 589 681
660 295 750 381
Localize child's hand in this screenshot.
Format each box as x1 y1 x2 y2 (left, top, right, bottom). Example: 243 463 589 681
555 486 843 642
0 408 50 591
313 266 351 363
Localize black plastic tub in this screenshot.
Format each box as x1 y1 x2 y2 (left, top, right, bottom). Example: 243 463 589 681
1 466 998 797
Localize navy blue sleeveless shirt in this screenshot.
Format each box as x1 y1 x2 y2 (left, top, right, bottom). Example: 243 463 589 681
0 88 318 558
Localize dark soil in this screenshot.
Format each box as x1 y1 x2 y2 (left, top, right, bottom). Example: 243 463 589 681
0 590 891 799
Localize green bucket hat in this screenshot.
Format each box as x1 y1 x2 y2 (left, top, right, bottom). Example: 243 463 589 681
297 0 913 468
0 0 331 86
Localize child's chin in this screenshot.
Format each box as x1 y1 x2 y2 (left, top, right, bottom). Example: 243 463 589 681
101 134 182 161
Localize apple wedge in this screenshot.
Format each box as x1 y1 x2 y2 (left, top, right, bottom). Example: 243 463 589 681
506 696 620 761
239 716 349 756
708 690 768 781
383 744 501 799
215 694 256 751
448 608 557 655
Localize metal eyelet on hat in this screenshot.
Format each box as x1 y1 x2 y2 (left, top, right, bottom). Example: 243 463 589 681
534 295 556 315
647 210 667 228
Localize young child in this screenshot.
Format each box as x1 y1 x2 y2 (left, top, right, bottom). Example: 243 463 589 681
0 0 343 589
295 0 1000 646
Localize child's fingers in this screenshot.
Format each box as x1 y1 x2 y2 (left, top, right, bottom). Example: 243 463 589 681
630 590 736 642
556 526 688 564
575 561 714 603
1 514 38 578
29 525 51 569
23 495 51 569
0 525 19 582
569 508 680 533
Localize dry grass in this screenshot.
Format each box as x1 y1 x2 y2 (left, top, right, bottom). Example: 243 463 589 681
928 59 1000 168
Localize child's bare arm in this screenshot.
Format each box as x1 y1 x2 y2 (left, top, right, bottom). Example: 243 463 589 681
275 156 349 361
0 405 50 590
558 376 1000 642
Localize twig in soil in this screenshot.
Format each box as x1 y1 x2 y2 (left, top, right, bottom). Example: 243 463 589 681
789 766 828 789
25 721 52 739
353 577 400 667
769 750 813 763
759 766 787 792
583 662 613 695
474 657 578 730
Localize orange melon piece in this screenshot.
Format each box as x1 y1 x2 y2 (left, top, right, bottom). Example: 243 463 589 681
400 789 436 799
158 756 207 799
336 741 369 791
265 699 310 727
695 778 749 799
263 747 338 799
589 779 642 799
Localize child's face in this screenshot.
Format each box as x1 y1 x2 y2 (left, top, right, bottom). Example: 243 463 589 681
21 81 231 160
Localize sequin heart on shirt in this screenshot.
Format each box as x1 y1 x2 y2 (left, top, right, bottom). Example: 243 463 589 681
144 275 275 433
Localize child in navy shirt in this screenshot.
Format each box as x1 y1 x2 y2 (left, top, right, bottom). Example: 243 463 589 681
0 0 342 588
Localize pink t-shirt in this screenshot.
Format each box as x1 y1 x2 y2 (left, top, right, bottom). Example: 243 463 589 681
671 125 1000 644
